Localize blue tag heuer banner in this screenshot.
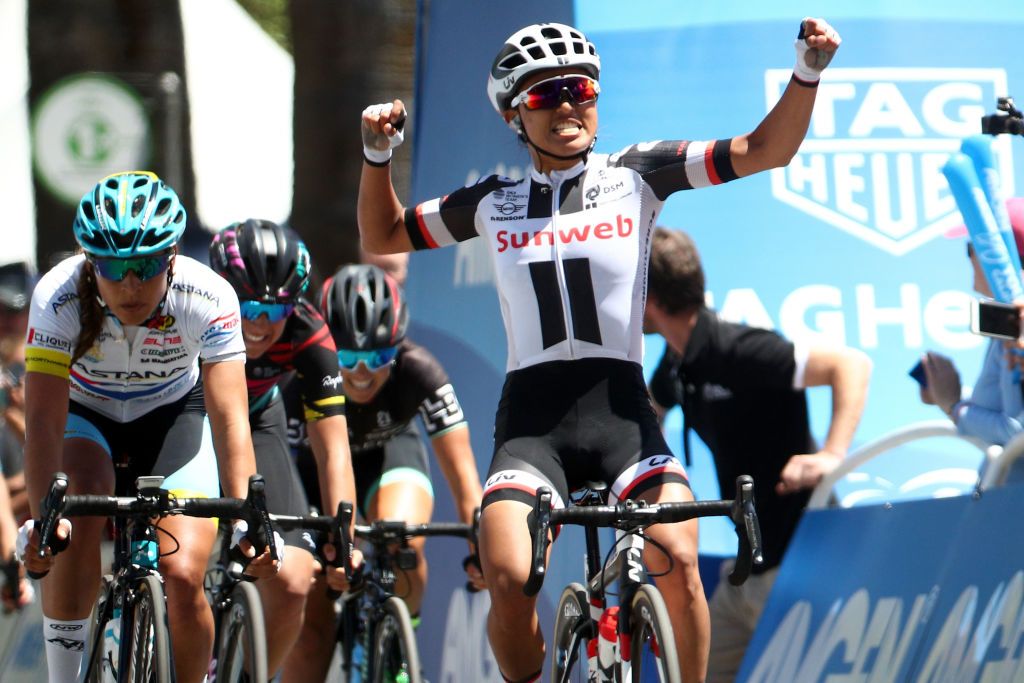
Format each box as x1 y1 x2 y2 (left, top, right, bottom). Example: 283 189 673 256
409 2 1024 680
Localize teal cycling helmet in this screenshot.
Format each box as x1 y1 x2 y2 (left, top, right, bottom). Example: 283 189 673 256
72 171 187 257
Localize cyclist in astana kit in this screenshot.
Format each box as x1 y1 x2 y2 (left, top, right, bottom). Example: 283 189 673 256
358 19 841 683
282 263 483 683
19 172 276 683
209 219 356 677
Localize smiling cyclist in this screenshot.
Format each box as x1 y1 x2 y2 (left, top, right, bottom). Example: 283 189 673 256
358 18 841 683
209 218 357 677
19 171 276 683
281 263 484 683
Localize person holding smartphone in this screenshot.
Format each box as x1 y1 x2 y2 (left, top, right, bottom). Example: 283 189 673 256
920 197 1024 445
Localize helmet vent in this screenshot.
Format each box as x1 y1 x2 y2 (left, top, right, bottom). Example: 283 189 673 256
82 202 95 221
527 46 545 60
131 195 145 218
154 198 171 218
111 230 137 250
80 232 107 250
551 42 568 56
133 177 147 188
105 178 118 190
540 27 561 39
103 197 116 219
500 54 526 70
354 298 368 334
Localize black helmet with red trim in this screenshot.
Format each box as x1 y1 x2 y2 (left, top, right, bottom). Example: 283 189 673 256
321 264 409 350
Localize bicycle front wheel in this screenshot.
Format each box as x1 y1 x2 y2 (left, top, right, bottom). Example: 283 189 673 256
370 596 422 683
628 584 681 683
550 582 594 683
123 575 173 683
81 575 114 683
215 580 268 683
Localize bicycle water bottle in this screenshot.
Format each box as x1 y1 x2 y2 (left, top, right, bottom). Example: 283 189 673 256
102 606 121 682
597 606 619 678
131 526 159 569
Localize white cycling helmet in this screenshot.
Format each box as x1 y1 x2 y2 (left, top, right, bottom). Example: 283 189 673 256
486 22 601 115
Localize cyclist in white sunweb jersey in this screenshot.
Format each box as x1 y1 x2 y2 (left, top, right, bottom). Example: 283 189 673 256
357 19 841 683
17 172 277 683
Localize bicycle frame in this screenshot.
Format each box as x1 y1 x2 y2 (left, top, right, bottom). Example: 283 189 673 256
31 472 278 683
556 489 661 682
270 509 472 683
527 475 763 683
86 510 166 681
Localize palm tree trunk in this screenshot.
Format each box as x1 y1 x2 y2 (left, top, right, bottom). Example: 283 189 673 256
289 0 416 280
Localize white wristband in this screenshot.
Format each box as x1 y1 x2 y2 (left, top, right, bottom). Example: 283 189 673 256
362 146 393 165
793 39 822 84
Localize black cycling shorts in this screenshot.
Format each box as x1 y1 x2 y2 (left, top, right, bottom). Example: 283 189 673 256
66 379 218 498
483 358 689 510
296 421 432 520
250 392 316 555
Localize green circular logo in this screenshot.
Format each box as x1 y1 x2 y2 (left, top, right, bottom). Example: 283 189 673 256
32 74 151 205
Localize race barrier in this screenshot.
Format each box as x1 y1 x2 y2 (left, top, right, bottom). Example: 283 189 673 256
739 482 1024 682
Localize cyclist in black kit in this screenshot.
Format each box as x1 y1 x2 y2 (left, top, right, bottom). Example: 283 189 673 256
209 219 356 677
358 19 841 683
281 263 483 683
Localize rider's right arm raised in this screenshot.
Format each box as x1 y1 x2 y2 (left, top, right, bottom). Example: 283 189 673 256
358 99 414 255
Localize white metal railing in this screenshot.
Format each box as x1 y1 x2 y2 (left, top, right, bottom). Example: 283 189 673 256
979 430 1024 489
807 420 998 510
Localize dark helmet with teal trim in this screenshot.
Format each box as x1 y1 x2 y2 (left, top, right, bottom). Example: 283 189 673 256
209 219 310 303
72 171 186 257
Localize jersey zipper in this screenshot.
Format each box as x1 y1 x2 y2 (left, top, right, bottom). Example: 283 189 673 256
547 174 577 359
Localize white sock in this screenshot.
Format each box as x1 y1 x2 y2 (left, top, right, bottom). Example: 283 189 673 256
43 616 90 683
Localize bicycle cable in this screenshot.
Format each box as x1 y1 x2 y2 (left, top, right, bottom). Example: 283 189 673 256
635 529 675 580
155 525 181 559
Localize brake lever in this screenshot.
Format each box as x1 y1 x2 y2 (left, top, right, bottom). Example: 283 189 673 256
727 475 763 586
522 488 552 597
326 501 360 600
30 473 70 580
245 475 279 563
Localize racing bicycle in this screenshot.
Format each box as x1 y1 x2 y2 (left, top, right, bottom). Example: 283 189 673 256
271 505 474 683
524 475 763 683
204 522 268 683
32 472 278 683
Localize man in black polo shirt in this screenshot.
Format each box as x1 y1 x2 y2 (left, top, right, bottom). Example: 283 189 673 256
643 227 872 682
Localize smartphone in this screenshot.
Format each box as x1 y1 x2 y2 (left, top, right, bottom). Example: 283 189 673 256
908 360 927 388
970 298 1022 340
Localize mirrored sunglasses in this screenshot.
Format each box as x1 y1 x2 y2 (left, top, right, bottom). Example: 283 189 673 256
239 300 294 323
337 346 399 370
90 253 172 282
510 75 600 111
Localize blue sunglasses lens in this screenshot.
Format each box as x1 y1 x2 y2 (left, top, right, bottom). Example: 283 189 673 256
337 346 399 370
239 301 294 322
91 254 171 282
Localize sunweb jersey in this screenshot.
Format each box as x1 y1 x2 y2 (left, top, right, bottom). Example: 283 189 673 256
26 254 245 422
405 139 737 371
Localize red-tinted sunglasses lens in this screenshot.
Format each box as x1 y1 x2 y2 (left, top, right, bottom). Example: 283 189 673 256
519 77 599 110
